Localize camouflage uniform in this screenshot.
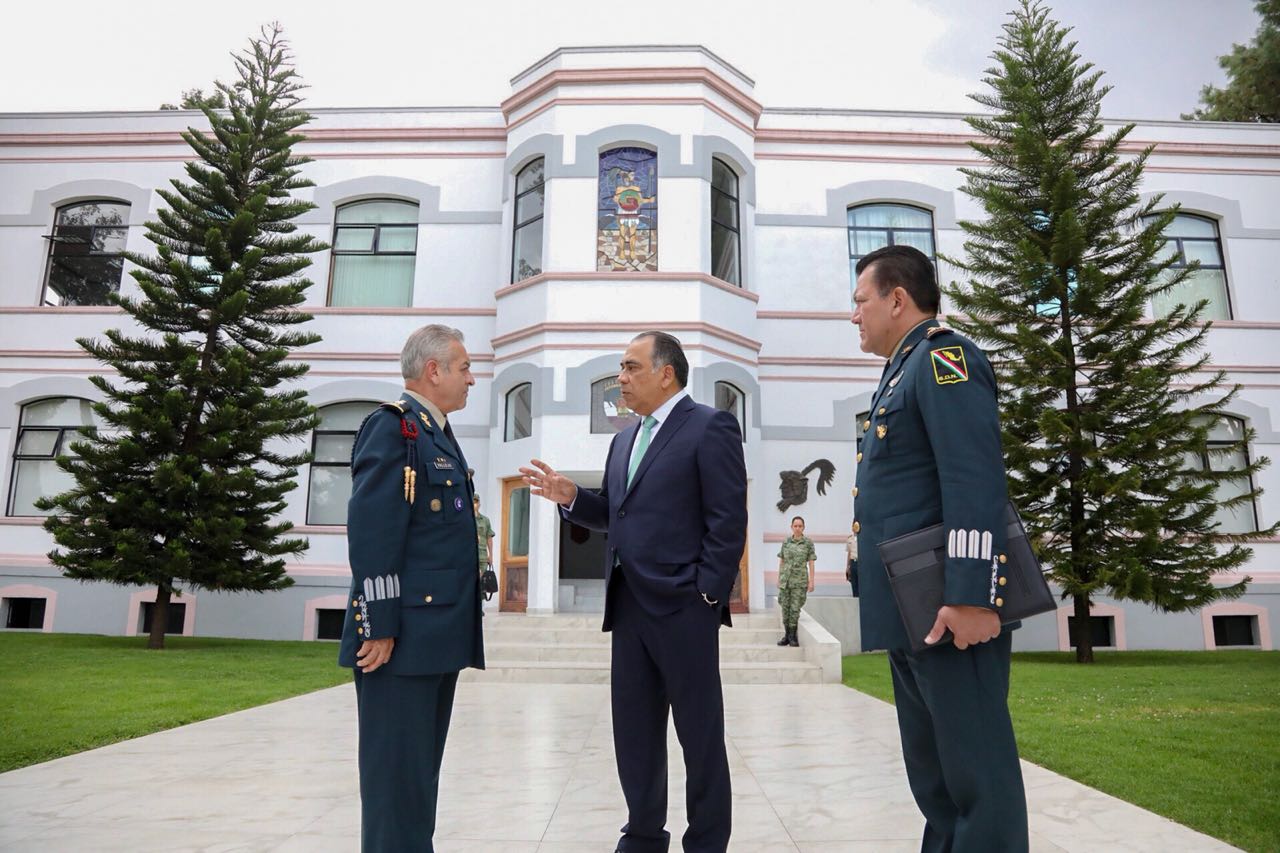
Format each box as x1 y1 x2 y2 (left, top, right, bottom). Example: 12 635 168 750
474 511 494 572
776 534 817 632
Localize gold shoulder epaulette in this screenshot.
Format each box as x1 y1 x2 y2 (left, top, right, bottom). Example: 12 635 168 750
926 325 954 339
379 399 409 413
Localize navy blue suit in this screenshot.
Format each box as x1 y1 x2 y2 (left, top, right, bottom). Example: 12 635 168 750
339 395 484 853
564 394 747 853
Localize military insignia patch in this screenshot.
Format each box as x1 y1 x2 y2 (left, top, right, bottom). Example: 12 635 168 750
430 498 442 512
419 412 432 428
931 347 969 385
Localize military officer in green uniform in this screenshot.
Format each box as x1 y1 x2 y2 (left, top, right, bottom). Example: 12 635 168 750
338 324 485 853
775 515 816 646
851 245 1028 852
473 494 494 573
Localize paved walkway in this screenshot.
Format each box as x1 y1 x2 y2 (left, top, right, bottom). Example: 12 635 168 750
0 681 1236 852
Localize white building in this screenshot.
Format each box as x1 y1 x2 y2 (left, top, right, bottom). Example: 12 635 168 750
2 45 1277 652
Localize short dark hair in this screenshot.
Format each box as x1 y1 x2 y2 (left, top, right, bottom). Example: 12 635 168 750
854 245 940 314
634 331 689 388
791 515 805 526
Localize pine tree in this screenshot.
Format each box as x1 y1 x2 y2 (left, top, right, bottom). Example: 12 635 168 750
946 1 1276 662
1185 0 1279 123
39 24 324 649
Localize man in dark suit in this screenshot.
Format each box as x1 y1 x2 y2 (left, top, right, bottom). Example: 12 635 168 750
852 245 1028 852
338 323 486 853
521 331 747 853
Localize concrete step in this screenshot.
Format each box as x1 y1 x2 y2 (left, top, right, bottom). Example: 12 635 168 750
461 659 825 685
482 624 790 646
482 642 811 664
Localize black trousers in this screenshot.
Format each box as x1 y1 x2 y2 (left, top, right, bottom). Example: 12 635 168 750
888 631 1028 853
610 571 732 853
353 668 459 853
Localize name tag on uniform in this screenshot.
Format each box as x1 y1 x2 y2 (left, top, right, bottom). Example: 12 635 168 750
432 457 455 470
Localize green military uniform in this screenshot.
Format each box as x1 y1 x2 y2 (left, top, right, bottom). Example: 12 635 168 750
776 534 816 633
475 511 494 571
855 318 1028 853
339 392 485 853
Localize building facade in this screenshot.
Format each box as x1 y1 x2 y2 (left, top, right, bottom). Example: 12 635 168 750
2 46 1277 651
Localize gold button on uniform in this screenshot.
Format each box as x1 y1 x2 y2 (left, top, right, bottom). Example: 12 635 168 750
355 613 362 621
352 599 359 607
425 594 433 603
446 479 452 487
998 554 1008 564
852 486 859 497
853 521 861 533
878 407 886 415
995 597 1004 607
357 626 364 635
856 452 863 462
863 420 871 430
998 576 1007 586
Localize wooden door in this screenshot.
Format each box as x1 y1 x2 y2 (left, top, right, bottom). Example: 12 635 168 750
729 543 749 613
500 477 530 612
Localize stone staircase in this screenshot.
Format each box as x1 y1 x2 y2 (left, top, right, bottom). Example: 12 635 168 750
462 610 841 684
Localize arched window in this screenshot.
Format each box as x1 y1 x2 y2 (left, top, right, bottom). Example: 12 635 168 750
8 398 99 516
307 401 377 525
329 199 418 307
714 381 745 440
42 201 130 306
505 383 533 442
511 158 544 282
1144 213 1231 320
711 159 741 286
1187 415 1258 533
590 376 639 434
598 147 658 271
847 203 936 286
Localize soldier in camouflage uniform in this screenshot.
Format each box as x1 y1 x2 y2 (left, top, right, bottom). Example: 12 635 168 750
473 494 494 573
776 515 816 647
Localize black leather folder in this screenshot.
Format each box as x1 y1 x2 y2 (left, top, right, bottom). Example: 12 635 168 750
877 503 1055 653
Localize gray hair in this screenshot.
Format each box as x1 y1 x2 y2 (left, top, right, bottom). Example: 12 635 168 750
401 324 464 380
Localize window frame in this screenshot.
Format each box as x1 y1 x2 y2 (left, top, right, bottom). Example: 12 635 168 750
511 158 546 283
846 202 938 284
7 398 95 518
1189 415 1259 533
504 383 533 442
710 158 741 287
40 199 131 307
1145 212 1233 320
326 199 420 308
713 380 746 441
305 401 377 526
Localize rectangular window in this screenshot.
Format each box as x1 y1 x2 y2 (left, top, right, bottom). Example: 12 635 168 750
1212 614 1257 647
1067 615 1114 648
329 200 418 307
141 602 187 635
316 609 345 641
4 597 47 629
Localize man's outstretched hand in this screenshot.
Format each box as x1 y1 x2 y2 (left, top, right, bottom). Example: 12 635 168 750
519 459 578 506
924 605 1000 650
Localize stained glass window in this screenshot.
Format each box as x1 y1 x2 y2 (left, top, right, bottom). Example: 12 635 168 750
598 147 658 272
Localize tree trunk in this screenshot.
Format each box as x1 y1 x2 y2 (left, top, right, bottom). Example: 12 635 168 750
148 583 170 650
1072 592 1093 663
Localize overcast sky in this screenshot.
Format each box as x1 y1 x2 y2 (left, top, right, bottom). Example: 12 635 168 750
0 0 1262 120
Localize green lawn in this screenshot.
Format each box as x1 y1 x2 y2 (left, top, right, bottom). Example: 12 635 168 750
0 633 349 773
843 650 1280 853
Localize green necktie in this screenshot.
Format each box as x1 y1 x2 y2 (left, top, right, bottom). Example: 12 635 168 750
627 415 659 488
